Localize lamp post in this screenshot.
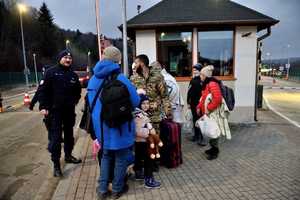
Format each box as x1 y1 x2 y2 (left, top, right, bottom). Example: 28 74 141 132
65 39 70 50
122 0 128 76
33 53 38 86
95 0 102 60
18 3 29 89
87 51 92 75
266 52 271 76
286 44 291 80
87 51 91 67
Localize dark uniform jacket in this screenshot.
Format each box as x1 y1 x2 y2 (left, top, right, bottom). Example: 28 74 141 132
187 76 203 116
39 64 81 110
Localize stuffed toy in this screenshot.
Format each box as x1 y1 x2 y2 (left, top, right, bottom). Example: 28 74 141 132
146 131 163 159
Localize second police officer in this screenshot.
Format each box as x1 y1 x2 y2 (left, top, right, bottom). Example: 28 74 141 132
39 50 82 177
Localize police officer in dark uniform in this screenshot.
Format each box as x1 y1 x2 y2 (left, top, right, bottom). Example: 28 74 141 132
39 50 82 177
29 66 51 130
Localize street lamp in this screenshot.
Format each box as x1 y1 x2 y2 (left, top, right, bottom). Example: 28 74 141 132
266 52 272 77
33 53 38 86
17 3 29 89
65 39 70 49
122 0 128 76
95 0 102 60
286 44 291 80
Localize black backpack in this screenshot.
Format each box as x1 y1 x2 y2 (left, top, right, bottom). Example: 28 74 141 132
100 73 133 128
219 82 235 111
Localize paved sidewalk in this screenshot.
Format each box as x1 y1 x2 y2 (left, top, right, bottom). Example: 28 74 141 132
51 110 300 200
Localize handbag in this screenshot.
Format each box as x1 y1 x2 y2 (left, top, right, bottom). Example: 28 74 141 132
195 115 220 139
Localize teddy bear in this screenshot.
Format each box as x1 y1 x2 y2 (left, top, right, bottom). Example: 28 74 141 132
146 129 163 160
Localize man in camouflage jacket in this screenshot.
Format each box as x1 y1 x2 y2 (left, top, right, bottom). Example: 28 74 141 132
130 55 172 134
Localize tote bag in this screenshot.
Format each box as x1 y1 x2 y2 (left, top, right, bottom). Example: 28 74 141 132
196 115 220 139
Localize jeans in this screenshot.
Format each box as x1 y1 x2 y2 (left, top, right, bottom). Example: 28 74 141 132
98 147 132 193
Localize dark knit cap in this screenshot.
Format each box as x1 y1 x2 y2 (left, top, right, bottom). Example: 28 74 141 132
139 94 149 108
193 63 203 71
57 50 72 62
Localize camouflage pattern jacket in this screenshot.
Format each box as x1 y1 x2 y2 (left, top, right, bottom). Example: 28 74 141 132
130 67 172 123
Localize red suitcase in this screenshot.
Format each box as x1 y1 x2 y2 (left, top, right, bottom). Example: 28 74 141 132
160 119 183 168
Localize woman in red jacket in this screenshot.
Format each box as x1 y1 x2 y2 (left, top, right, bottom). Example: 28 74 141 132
196 65 222 160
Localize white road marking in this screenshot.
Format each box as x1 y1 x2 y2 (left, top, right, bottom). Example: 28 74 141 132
264 86 300 90
264 97 300 128
3 90 36 100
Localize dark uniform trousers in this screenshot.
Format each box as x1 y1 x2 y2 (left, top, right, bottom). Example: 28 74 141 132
48 107 76 162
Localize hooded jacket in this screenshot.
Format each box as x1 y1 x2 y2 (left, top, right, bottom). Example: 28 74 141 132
197 77 222 116
87 60 140 150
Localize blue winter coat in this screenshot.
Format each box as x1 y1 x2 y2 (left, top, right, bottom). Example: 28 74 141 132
87 60 140 150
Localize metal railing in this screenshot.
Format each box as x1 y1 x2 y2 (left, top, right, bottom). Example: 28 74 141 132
0 72 43 87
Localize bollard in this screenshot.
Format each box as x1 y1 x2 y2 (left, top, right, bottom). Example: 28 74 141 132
0 93 3 113
24 92 31 106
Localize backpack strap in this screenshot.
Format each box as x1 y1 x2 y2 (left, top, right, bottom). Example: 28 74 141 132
90 78 107 113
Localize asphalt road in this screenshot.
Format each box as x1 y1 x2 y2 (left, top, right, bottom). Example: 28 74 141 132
0 97 84 200
264 88 300 125
261 76 300 126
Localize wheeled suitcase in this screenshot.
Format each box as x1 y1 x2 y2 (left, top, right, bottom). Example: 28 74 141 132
160 119 182 168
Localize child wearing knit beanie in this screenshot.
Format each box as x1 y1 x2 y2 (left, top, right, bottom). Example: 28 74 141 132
133 91 161 189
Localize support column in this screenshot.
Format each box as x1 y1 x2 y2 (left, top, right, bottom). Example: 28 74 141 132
192 28 198 65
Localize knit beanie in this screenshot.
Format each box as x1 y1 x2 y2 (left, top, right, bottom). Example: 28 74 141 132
103 46 122 63
138 94 149 108
193 63 202 71
200 65 214 78
57 50 72 63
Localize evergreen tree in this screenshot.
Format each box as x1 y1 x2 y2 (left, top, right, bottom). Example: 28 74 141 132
37 2 57 58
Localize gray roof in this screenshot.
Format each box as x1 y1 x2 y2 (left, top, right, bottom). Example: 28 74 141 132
127 0 279 30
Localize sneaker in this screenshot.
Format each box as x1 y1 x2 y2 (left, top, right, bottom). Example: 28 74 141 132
111 184 129 199
135 170 144 180
144 177 161 189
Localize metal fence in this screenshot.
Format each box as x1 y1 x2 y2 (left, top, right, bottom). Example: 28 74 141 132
0 72 43 87
289 67 300 81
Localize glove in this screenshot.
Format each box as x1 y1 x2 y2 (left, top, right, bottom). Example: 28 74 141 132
92 140 101 160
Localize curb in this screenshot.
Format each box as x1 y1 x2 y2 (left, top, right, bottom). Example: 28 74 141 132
33 127 84 200
51 135 91 200
33 98 85 200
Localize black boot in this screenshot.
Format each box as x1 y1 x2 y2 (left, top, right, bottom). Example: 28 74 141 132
207 147 219 161
205 147 214 155
53 161 63 177
65 155 82 164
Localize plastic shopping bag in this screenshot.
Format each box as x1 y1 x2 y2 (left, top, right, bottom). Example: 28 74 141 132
182 109 194 134
195 115 220 139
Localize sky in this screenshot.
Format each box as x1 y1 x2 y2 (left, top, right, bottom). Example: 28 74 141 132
23 0 300 59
